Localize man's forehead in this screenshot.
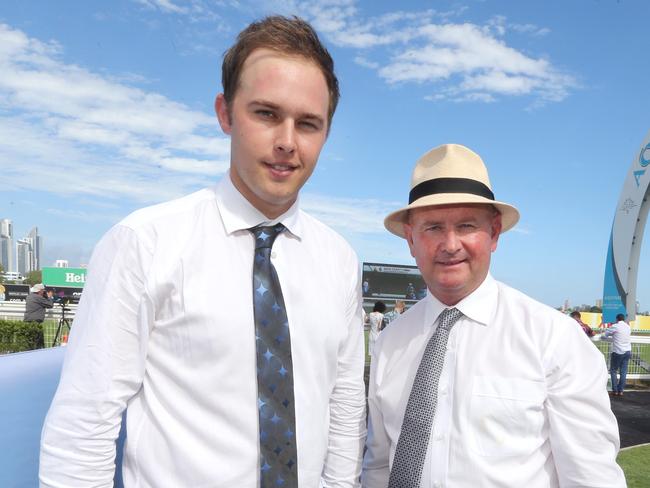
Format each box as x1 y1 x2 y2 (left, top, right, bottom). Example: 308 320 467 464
239 48 322 83
235 48 329 114
408 203 496 222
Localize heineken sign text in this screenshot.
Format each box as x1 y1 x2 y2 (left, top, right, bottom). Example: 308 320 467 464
42 267 87 289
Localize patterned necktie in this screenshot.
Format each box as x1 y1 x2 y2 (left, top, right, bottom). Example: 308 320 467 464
388 307 463 488
250 224 298 488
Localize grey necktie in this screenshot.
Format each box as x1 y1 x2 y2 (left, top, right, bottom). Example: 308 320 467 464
388 307 463 488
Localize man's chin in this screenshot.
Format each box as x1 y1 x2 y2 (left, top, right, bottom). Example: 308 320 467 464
431 280 469 304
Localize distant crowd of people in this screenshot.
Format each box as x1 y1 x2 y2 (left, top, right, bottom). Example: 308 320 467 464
364 300 406 357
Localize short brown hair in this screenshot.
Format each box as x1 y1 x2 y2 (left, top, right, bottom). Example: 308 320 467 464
221 15 339 128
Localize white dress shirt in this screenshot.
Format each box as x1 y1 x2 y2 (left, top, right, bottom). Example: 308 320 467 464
40 175 366 488
602 320 632 354
362 274 625 488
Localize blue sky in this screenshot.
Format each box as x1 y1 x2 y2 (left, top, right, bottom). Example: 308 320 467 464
1 0 649 310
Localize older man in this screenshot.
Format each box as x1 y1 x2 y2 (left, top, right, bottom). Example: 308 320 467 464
41 16 365 487
362 144 624 487
23 283 53 323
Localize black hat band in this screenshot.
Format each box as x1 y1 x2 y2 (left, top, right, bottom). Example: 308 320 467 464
409 177 495 204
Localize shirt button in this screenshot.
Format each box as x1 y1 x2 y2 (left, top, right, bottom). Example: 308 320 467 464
439 386 448 395
433 433 444 441
271 251 277 259
433 482 442 488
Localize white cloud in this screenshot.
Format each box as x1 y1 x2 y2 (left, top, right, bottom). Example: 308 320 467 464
354 56 379 69
134 0 189 15
301 193 399 234
46 207 119 223
510 23 550 37
137 0 572 105
292 2 575 105
0 23 229 205
510 225 532 235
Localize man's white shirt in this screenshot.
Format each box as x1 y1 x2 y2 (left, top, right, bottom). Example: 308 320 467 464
362 274 625 488
40 175 366 487
603 320 632 354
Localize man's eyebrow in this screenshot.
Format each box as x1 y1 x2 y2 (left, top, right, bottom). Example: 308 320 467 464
418 216 481 226
418 219 443 227
249 99 280 110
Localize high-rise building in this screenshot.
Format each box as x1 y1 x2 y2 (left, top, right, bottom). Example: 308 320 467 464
26 227 42 271
0 218 15 273
54 260 69 268
16 238 33 276
16 227 43 275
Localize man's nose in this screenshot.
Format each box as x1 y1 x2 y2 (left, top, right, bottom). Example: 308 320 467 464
274 120 296 154
441 230 461 253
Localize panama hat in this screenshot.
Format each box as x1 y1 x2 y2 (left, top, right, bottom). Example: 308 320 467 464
384 144 520 238
31 283 46 293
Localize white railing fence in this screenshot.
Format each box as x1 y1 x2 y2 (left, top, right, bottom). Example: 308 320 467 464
592 335 650 380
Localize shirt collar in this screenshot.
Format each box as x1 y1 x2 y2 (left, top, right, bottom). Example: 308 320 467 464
215 172 303 239
424 273 498 328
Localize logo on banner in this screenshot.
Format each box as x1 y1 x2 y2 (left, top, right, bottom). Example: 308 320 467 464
639 143 650 167
620 198 638 214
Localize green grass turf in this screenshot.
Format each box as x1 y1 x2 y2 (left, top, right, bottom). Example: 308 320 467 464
42 319 70 348
618 444 650 487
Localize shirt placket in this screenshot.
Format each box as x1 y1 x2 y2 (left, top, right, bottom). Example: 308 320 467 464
425 321 458 488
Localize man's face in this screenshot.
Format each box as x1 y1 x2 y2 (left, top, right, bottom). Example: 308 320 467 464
404 204 501 306
215 48 330 218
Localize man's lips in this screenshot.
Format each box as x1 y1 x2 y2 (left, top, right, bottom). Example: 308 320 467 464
264 161 298 176
437 259 465 266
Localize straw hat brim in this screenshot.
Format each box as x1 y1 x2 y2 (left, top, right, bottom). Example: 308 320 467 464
384 192 520 238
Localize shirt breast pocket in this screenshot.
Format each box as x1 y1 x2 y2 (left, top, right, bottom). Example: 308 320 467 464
469 376 546 457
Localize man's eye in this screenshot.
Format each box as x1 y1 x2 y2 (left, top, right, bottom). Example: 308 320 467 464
458 223 476 230
298 120 319 131
256 110 275 118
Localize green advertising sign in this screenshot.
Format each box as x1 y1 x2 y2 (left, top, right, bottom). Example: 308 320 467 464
42 267 87 288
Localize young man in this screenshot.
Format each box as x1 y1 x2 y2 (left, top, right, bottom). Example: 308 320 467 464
362 144 624 487
41 16 366 487
603 313 632 397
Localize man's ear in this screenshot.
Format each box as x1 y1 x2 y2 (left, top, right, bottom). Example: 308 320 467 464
490 212 502 253
215 93 232 134
404 222 417 258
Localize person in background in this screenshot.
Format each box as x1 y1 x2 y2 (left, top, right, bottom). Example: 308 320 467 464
23 283 53 323
382 300 405 327
363 279 370 296
368 301 387 356
405 282 416 299
602 313 632 397
570 310 595 337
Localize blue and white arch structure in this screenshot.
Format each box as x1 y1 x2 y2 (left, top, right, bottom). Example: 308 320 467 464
603 131 650 323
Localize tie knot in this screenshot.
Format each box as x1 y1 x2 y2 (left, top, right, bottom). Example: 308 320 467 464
250 224 285 249
438 307 462 331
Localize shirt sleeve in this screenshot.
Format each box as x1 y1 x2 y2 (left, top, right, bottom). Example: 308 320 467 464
321 254 367 488
361 338 391 488
544 320 626 487
40 225 153 487
35 295 54 309
601 324 615 341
